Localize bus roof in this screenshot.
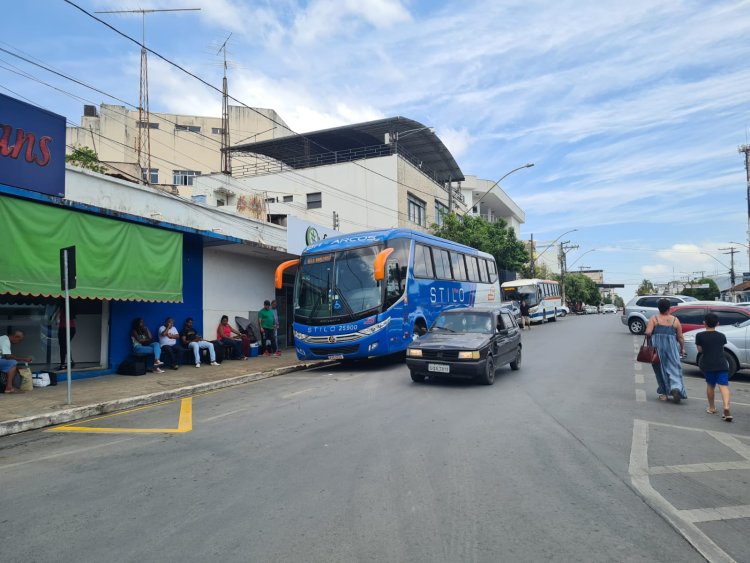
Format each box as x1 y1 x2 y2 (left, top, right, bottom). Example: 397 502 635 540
501 278 559 286
302 228 494 259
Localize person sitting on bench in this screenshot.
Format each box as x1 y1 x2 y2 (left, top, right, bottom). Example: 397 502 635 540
131 318 164 373
180 318 219 368
158 317 184 370
1 329 32 394
216 315 248 359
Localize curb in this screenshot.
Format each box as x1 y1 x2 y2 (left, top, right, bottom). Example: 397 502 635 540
0 361 332 437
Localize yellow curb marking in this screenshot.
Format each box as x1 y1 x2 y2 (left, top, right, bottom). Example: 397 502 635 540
48 397 192 434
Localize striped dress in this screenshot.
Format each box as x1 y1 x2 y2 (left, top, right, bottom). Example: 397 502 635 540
650 317 687 399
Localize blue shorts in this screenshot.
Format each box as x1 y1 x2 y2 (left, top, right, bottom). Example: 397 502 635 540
705 370 729 386
0 358 18 372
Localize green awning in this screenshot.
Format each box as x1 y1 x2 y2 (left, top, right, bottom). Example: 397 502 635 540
0 197 183 302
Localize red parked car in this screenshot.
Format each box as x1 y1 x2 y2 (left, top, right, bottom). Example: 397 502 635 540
669 301 750 333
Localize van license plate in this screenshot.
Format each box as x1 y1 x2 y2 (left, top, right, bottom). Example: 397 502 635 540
328 354 344 360
428 363 450 373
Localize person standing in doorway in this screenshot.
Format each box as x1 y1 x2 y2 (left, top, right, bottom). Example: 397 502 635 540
258 300 279 356
520 299 531 331
696 312 732 421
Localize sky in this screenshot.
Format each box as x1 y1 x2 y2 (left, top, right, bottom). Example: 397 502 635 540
4 0 750 303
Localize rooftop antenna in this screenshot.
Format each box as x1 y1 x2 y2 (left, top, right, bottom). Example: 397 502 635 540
218 33 232 175
95 7 201 185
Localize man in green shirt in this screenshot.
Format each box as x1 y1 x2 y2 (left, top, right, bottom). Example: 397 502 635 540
258 300 279 356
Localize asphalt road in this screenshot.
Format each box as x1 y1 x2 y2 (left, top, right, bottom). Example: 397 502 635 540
1 314 748 562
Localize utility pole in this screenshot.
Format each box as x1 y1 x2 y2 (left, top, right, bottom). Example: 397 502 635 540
218 33 232 175
332 211 340 230
720 246 738 301
558 241 578 307
739 144 750 271
529 234 535 277
96 8 200 185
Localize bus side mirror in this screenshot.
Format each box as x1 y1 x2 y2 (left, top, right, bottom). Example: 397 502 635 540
373 248 394 282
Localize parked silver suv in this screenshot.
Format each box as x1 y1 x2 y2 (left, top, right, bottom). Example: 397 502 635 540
621 295 697 334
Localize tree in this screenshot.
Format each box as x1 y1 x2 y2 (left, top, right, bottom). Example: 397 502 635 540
636 279 655 296
66 146 107 174
682 278 720 301
431 213 529 272
564 273 600 306
614 295 625 308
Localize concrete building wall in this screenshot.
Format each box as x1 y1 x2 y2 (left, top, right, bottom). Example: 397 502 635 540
65 167 287 250
66 104 291 193
201 246 278 336
237 156 401 233
396 157 467 229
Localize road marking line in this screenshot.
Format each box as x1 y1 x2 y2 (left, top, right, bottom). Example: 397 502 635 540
201 408 248 423
629 419 736 563
648 460 750 474
635 389 646 402
678 505 750 523
635 373 644 384
282 387 317 398
634 363 643 371
706 432 750 459
49 398 193 434
0 437 139 470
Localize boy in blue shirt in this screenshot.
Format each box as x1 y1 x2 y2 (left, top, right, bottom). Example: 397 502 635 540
695 312 732 421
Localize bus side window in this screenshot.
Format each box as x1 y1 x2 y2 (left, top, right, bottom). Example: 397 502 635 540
413 244 434 278
478 259 488 282
450 252 467 281
466 256 479 282
487 260 498 283
433 248 451 279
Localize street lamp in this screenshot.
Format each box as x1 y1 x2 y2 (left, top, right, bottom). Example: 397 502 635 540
567 249 596 270
533 228 579 264
472 163 535 213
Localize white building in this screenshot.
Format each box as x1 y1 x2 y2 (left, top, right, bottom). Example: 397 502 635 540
461 175 525 236
229 117 469 233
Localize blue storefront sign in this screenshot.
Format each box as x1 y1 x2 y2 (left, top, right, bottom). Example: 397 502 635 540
0 93 65 197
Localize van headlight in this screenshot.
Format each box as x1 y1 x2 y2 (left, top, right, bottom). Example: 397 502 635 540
406 348 422 358
683 333 695 343
294 330 309 341
458 351 480 359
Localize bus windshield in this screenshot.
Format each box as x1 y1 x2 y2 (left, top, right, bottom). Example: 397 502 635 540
295 244 384 321
501 285 539 306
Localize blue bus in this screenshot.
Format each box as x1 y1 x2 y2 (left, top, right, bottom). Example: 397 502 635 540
275 228 502 360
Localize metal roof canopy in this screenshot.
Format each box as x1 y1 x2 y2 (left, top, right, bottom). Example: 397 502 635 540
230 116 464 184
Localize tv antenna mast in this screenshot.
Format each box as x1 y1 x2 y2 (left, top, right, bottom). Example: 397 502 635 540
95 7 201 185
218 33 232 175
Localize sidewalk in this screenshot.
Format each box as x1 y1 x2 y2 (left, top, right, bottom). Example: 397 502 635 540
0 353 330 437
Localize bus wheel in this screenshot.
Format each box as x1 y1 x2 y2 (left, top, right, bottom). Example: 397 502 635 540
549 309 557 322
478 356 495 385
412 320 427 340
410 371 426 383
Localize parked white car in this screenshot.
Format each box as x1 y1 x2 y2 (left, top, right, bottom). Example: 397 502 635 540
602 304 617 314
583 304 598 314
682 319 750 379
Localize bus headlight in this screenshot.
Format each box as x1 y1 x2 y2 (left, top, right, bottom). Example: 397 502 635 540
458 351 480 359
293 330 309 341
358 318 390 336
406 348 422 358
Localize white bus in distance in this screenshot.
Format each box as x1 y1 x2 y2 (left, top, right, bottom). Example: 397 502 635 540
500 278 562 323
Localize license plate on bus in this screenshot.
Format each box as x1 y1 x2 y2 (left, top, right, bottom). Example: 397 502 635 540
328 354 344 360
428 363 450 373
